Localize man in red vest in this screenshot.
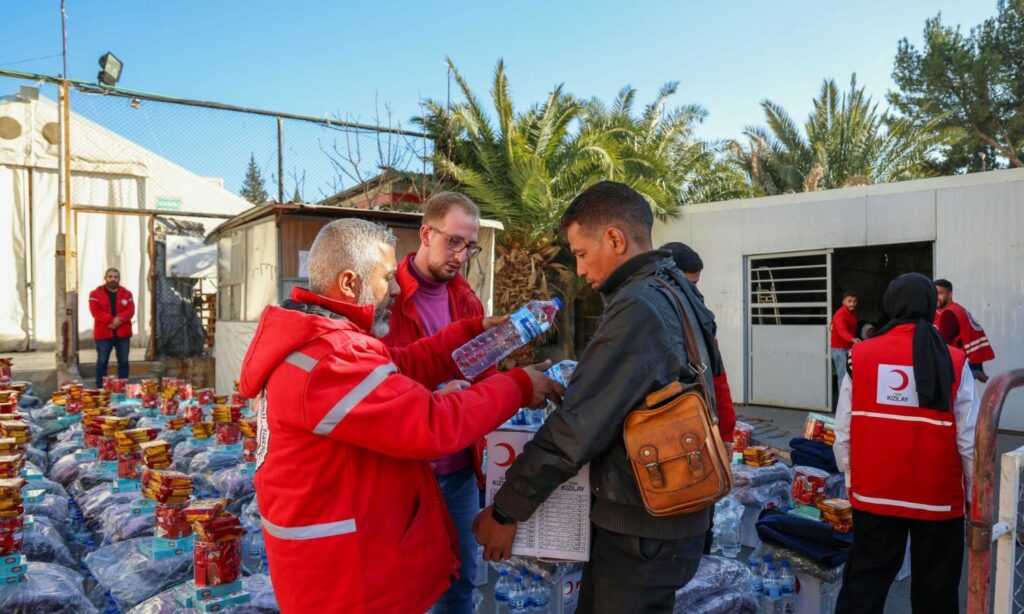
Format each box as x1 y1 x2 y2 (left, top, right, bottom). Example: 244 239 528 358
834 273 978 613
934 278 995 383
381 191 491 613
239 218 561 613
88 267 134 387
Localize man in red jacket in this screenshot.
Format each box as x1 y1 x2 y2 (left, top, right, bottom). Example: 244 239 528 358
830 290 859 394
934 278 995 383
380 191 490 613
88 268 134 387
239 218 560 614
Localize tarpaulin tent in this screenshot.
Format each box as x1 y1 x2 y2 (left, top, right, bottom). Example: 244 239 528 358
0 95 252 351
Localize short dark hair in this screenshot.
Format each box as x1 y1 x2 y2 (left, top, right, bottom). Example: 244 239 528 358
842 290 858 299
558 181 653 246
934 278 953 291
660 242 703 273
422 192 479 226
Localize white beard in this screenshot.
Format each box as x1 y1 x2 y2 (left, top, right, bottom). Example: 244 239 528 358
359 284 392 338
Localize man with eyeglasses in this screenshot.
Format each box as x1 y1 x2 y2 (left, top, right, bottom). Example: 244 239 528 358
382 191 489 614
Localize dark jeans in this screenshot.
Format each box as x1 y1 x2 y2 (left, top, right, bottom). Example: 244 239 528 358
836 509 964 614
95 336 130 388
577 526 704 613
431 467 479 614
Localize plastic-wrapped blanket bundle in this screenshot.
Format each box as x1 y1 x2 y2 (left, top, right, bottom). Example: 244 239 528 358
0 561 98 613
127 573 281 613
24 493 69 526
23 446 47 472
76 486 137 532
188 449 241 475
84 536 194 610
49 454 97 487
22 514 77 568
752 541 845 584
27 476 69 499
673 556 758 614
209 466 255 501
730 463 792 506
70 462 118 495
97 501 155 545
172 439 214 471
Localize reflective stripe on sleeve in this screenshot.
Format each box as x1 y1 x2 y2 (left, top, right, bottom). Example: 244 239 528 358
313 362 397 436
284 351 318 372
850 411 953 427
262 517 356 540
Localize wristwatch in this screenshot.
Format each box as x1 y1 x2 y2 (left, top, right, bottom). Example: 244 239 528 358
491 506 517 525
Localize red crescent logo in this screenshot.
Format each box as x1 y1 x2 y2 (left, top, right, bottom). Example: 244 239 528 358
889 369 910 391
495 443 516 468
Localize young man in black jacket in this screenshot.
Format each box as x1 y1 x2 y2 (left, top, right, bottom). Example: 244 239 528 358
473 181 720 613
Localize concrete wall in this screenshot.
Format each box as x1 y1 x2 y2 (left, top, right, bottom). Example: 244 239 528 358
655 167 1024 430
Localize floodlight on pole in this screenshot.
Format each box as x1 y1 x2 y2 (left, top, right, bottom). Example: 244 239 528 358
97 52 123 86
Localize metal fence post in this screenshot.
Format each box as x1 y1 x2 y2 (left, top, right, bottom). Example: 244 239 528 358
967 369 1024 614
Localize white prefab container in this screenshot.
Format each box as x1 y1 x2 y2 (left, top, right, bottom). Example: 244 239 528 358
655 167 1024 430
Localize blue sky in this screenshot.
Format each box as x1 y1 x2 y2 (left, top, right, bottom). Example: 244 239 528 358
2 1 997 196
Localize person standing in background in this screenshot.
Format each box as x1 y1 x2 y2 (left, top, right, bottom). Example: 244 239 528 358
830 290 859 393
89 267 134 387
381 192 489 614
934 279 995 383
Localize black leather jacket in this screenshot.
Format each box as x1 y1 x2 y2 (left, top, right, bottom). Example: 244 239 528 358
493 250 719 539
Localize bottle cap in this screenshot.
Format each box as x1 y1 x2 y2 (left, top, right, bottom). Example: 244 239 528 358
552 297 564 310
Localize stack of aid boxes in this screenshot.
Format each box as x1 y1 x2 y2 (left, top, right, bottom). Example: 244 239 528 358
139 468 196 559
0 472 27 585
174 499 251 611
212 404 243 447
239 419 257 467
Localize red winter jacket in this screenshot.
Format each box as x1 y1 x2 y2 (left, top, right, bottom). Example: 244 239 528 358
934 301 995 365
240 287 532 614
381 252 495 486
830 306 857 350
713 367 736 443
88 285 134 340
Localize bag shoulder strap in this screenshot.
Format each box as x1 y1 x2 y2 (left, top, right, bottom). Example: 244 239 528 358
653 277 717 421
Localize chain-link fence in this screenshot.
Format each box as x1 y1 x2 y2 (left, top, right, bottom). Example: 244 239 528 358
0 69 435 357
993 446 1024 612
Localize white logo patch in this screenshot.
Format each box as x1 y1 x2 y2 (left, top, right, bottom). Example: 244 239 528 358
876 364 919 407
121 299 128 305
254 389 270 471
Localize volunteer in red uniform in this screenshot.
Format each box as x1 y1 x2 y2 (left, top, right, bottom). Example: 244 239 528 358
381 192 490 614
830 290 859 392
834 273 978 613
239 218 561 614
934 278 995 383
88 267 134 388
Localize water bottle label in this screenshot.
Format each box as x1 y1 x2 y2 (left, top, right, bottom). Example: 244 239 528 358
510 307 544 342
767 585 782 599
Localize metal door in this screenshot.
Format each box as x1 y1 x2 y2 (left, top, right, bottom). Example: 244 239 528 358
748 251 832 410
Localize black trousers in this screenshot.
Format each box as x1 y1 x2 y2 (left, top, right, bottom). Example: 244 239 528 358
576 526 704 614
836 509 964 614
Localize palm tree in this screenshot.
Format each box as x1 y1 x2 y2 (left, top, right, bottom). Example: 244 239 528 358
419 59 717 359
732 75 949 194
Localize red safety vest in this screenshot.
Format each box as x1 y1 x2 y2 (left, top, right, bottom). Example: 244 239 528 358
848 324 967 521
934 301 995 365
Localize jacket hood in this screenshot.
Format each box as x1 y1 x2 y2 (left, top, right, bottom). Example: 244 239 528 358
239 287 375 398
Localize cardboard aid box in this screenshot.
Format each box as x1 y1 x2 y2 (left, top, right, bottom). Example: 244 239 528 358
485 426 591 562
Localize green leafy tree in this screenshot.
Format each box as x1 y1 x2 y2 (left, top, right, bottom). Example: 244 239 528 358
732 75 948 194
418 59 725 359
889 0 1024 171
239 154 269 204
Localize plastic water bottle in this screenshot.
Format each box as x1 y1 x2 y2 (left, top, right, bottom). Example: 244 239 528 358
528 574 550 612
762 564 782 613
508 576 528 614
452 298 563 379
749 560 763 597
779 560 796 614
495 568 511 613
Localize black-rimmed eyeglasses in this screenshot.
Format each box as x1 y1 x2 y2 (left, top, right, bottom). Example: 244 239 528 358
429 226 482 258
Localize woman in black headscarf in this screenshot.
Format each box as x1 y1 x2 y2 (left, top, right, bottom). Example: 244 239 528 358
872 272 955 411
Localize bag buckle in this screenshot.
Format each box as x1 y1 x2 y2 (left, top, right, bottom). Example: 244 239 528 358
640 445 665 488
688 361 708 375
682 433 706 477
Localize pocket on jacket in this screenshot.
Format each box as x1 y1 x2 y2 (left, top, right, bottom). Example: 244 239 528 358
637 536 665 561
